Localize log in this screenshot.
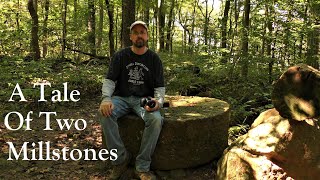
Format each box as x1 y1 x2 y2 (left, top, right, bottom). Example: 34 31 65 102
272 64 320 120
102 96 230 170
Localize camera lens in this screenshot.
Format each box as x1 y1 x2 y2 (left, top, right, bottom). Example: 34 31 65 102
147 100 156 108
140 97 156 108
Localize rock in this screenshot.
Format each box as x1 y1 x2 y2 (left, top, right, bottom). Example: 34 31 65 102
217 108 320 180
272 64 320 120
170 169 187 177
102 96 230 170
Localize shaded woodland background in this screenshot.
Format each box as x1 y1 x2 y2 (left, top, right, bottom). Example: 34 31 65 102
0 0 319 179
1 0 320 136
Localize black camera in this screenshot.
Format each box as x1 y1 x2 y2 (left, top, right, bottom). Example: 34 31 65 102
140 97 156 108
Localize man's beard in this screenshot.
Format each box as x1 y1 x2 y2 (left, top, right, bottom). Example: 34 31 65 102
133 38 147 48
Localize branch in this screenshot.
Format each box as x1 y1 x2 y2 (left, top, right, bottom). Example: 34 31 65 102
177 4 190 34
209 0 214 15
65 46 109 60
197 0 206 18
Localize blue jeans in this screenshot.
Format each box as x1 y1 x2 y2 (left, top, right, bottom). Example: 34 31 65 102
99 96 163 172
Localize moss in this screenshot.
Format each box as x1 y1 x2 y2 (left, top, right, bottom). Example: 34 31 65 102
163 96 230 121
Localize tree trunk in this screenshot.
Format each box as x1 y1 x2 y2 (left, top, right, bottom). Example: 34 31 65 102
272 64 320 120
306 26 320 69
43 0 49 58
266 1 274 84
16 0 22 56
61 0 67 58
73 0 80 63
203 0 209 46
165 0 175 52
189 0 197 53
97 0 104 50
299 6 308 60
27 0 40 60
121 0 135 48
88 0 96 56
115 6 119 49
221 0 231 63
106 0 115 57
152 4 158 49
143 0 150 24
240 0 250 78
228 0 239 66
157 0 165 52
198 0 213 50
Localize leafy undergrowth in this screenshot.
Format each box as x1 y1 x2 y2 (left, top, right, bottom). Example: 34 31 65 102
160 53 277 135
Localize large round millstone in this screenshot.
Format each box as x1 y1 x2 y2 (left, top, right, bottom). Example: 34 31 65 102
101 96 230 170
103 96 230 170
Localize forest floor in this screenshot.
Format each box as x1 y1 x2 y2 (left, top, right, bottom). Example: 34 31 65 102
0 98 217 180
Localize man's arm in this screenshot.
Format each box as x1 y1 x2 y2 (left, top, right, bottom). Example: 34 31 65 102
100 51 120 116
101 79 116 102
154 87 165 108
153 52 165 109
100 79 116 117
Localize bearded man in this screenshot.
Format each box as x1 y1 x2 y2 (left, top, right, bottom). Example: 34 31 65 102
99 21 165 180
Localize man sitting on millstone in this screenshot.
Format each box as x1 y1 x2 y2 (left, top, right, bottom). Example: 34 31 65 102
99 20 165 180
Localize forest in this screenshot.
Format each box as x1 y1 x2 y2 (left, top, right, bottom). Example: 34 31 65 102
0 0 320 179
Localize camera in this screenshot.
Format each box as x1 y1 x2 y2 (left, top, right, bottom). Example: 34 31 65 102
140 97 156 108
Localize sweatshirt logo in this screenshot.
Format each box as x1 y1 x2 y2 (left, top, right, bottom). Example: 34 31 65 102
126 62 149 85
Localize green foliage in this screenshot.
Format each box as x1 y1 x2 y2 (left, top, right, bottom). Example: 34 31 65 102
228 124 250 143
1 53 276 129
0 57 106 113
1 0 317 143
160 52 275 127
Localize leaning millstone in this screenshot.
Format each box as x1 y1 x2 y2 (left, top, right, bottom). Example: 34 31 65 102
272 64 320 120
102 96 230 170
217 108 320 180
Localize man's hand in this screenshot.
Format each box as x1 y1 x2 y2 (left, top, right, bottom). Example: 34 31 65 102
99 101 114 117
144 99 160 112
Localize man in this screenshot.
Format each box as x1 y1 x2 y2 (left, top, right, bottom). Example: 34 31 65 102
99 21 165 180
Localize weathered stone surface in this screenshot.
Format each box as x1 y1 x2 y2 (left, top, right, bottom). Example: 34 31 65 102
217 108 320 180
272 64 320 120
103 96 230 170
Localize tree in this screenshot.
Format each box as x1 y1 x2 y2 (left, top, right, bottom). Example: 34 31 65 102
27 0 40 60
106 0 115 57
262 0 275 84
157 0 165 52
165 0 175 52
73 0 80 62
88 0 96 56
221 0 231 63
0 0 318 71
198 0 214 47
61 0 67 58
16 0 22 55
240 0 250 78
306 0 320 68
121 0 135 47
143 0 150 24
177 0 197 54
97 0 104 51
42 0 49 58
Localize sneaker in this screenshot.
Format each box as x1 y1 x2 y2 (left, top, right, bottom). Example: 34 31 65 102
108 152 132 180
135 171 157 180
